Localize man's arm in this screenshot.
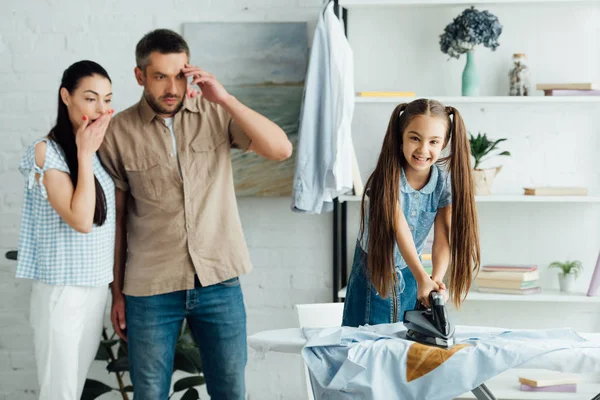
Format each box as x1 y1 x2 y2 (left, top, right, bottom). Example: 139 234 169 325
110 188 128 341
182 64 293 161
221 96 292 161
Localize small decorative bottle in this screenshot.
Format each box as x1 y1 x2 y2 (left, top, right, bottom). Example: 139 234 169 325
509 53 530 96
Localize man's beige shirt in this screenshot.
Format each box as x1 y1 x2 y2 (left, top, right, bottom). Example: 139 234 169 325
99 95 253 296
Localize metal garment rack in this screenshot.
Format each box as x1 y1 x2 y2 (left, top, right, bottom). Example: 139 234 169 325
332 198 348 303
331 0 350 304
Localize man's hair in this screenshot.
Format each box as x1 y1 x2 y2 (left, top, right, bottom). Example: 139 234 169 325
135 29 190 71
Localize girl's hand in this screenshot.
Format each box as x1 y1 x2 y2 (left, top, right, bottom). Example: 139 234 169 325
76 110 113 157
431 277 449 302
417 277 440 308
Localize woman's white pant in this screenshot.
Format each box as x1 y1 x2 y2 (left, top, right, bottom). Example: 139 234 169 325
30 281 109 400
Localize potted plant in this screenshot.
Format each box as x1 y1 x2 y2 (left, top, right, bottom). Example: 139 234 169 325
439 6 503 96
549 260 583 293
469 132 511 195
82 322 205 399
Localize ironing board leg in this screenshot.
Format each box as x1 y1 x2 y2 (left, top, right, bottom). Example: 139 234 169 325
471 383 497 400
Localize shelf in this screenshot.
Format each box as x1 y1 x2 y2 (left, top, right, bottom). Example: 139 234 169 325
455 369 600 400
340 0 600 7
338 195 600 203
467 289 600 303
338 286 600 303
355 95 600 104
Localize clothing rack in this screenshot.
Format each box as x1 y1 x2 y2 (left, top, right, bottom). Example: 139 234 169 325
331 0 350 304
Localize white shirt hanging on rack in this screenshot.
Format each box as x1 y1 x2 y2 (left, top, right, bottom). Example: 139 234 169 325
324 1 355 204
291 1 355 214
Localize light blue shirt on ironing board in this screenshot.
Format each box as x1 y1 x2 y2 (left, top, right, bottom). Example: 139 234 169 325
358 164 452 290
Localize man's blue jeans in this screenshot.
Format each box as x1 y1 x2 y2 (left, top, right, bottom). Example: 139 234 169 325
125 276 247 400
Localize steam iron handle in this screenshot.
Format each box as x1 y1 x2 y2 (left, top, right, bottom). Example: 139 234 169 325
430 291 451 336
430 291 445 305
416 290 443 310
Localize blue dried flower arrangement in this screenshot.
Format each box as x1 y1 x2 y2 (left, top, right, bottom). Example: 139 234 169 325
439 6 503 59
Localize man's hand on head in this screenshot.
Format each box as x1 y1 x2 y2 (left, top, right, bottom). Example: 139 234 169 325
182 64 231 105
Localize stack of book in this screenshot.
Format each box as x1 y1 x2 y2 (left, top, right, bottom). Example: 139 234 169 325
518 371 583 393
537 82 600 96
524 186 588 196
475 265 541 295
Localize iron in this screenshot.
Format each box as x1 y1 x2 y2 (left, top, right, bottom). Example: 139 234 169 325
402 291 455 349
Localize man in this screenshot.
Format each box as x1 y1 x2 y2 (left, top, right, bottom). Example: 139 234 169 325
99 29 292 399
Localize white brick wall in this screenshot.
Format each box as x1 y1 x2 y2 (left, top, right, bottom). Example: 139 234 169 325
0 0 325 398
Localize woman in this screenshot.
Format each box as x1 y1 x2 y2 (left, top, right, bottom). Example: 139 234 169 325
16 60 115 399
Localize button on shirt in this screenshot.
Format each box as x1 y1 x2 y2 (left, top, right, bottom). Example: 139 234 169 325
98 95 252 296
359 164 452 270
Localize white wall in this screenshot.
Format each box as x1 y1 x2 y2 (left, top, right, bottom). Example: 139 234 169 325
1 0 600 399
347 3 600 96
0 1 326 399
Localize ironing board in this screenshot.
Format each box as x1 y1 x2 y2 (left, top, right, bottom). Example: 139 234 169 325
248 326 600 400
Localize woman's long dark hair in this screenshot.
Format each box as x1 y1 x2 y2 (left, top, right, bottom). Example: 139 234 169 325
48 60 110 226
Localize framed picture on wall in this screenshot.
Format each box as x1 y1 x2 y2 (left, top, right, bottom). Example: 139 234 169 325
183 22 308 196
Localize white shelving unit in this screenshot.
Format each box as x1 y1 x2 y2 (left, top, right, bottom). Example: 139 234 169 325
338 194 600 203
332 2 600 398
355 95 600 104
340 0 600 7
466 289 600 303
455 369 600 400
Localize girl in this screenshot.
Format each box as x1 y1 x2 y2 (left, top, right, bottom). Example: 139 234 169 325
16 60 115 399
342 98 480 327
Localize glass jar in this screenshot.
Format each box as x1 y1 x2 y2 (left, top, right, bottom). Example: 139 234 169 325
509 53 530 96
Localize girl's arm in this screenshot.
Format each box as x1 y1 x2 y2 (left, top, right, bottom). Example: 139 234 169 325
432 205 452 297
394 202 439 306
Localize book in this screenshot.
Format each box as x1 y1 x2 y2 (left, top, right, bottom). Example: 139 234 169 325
356 91 416 97
477 286 541 295
482 265 537 272
536 83 599 90
524 186 588 196
518 371 583 387
519 383 577 392
587 249 600 296
477 270 539 282
543 89 600 96
475 278 538 290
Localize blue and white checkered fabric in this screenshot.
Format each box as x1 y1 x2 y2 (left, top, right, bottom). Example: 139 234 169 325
16 138 115 287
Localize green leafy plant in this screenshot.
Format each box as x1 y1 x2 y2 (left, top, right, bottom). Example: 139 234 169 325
469 132 511 170
82 322 205 400
548 260 583 278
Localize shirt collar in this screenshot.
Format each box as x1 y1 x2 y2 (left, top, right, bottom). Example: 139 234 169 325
401 164 439 194
138 95 201 125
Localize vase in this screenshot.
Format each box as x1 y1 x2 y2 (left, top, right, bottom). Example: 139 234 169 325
471 166 501 195
462 51 480 96
558 273 575 292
